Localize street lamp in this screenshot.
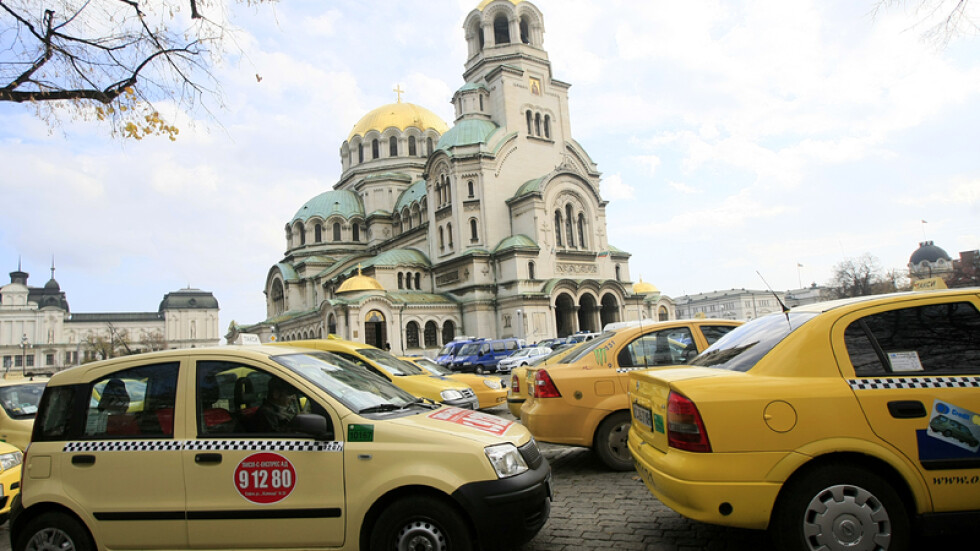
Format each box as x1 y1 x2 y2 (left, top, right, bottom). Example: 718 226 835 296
20 333 30 375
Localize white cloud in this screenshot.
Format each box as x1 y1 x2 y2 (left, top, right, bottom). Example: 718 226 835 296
602 174 635 200
668 182 700 195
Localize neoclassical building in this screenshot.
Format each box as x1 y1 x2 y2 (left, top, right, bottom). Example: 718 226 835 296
0 263 221 372
229 0 674 352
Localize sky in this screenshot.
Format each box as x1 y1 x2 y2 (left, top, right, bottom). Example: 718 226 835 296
1 0 978 336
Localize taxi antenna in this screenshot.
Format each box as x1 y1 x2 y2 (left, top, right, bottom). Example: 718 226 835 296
756 271 792 324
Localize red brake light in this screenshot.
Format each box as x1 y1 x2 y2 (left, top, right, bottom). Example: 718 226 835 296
511 374 520 393
667 392 711 452
533 369 562 398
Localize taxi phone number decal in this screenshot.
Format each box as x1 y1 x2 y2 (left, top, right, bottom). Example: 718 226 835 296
428 407 514 436
234 452 296 504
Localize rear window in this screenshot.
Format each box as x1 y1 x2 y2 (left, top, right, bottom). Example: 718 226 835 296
690 312 818 372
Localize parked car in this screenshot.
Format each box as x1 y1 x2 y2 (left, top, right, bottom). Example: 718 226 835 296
401 356 507 409
0 377 47 450
497 346 553 373
507 343 579 418
0 440 22 525
522 319 742 470
434 336 478 367
283 338 479 409
628 289 980 550
451 338 525 374
11 345 551 550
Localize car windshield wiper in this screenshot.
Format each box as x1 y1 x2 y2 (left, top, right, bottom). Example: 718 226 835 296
358 403 402 414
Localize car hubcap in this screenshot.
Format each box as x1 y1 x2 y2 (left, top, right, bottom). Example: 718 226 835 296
802 484 891 551
608 421 630 462
26 528 76 551
396 520 446 551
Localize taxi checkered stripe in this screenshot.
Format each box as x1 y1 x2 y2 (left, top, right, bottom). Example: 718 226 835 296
849 376 980 390
63 440 343 453
616 366 648 373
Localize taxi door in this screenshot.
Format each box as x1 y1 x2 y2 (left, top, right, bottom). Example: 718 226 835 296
182 359 346 548
837 296 980 513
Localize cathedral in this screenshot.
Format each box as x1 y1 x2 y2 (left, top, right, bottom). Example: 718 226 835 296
228 0 674 352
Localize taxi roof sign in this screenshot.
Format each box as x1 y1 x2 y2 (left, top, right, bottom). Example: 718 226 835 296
234 334 262 345
913 277 948 291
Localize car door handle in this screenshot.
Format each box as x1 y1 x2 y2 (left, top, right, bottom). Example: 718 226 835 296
195 453 223 465
71 455 96 466
887 400 927 419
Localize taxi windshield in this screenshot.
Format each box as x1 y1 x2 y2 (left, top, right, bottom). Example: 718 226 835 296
689 312 818 372
273 352 417 412
357 348 424 376
414 358 452 376
0 382 46 419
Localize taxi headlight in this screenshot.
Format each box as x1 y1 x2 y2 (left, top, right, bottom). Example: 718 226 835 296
0 451 23 471
484 443 528 478
440 389 464 401
483 379 502 390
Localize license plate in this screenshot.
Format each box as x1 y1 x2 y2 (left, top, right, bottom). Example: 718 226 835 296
632 403 653 429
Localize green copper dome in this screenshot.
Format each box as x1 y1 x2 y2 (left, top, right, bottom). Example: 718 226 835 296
436 119 499 151
292 190 364 223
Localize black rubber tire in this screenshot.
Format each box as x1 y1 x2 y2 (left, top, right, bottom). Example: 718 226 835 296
15 511 94 551
593 410 634 471
369 495 473 551
770 463 910 551
475 366 485 375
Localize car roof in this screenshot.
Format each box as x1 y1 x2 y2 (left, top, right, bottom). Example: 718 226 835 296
789 288 980 314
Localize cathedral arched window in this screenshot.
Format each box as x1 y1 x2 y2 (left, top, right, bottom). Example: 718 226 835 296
424 321 438 348
441 321 455 346
427 138 433 155
554 210 563 247
333 222 342 241
353 224 360 242
526 111 533 135
328 315 337 335
406 322 420 349
565 204 575 247
415 273 421 289
520 16 531 44
544 115 551 139
439 227 445 251
298 223 306 245
528 261 536 280
534 113 541 136
479 95 484 111
470 218 478 242
314 224 322 243
578 213 587 249
659 306 669 321
447 223 454 248
615 265 621 281
493 14 510 45
389 136 397 157
271 280 285 315
398 273 404 289
408 136 417 156
372 139 379 159
404 208 412 229
468 180 475 197
358 144 363 163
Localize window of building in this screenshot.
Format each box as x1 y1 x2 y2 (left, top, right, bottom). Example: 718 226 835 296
427 138 433 155
298 223 306 245
333 222 342 241
493 14 510 44
439 227 445 251
565 204 575 247
528 261 535 280
615 265 621 281
544 115 551 139
424 321 438 348
578 213 587 249
408 136 417 156
520 17 530 44
46 353 54 366
371 139 380 159
447 223 453 248
479 95 484 111
3 356 10 368
398 273 404 289
526 111 533 135
554 210 563 247
470 218 478 241
468 180 475 197
441 321 455 346
406 322 420 348
314 224 322 243
534 113 541 136
358 144 363 163
415 273 421 289
352 224 360 242
389 136 397 157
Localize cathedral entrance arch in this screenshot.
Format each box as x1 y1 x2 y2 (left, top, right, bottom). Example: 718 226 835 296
364 310 387 349
554 293 576 338
600 294 621 329
578 294 598 333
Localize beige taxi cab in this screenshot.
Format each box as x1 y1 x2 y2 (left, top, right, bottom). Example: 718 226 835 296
10 345 551 550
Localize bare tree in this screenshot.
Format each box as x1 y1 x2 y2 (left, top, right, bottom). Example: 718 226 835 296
874 0 978 46
0 0 269 138
827 253 904 298
140 329 168 352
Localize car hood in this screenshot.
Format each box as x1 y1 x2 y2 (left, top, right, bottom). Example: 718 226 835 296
384 406 530 447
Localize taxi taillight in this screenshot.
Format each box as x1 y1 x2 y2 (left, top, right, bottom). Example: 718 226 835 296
667 392 711 453
533 369 562 398
511 374 520 393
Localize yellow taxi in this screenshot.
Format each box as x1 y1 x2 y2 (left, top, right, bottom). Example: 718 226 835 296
522 319 741 470
628 289 980 549
11 345 551 550
507 343 580 418
0 377 47 450
284 337 479 409
0 440 22 525
400 356 507 409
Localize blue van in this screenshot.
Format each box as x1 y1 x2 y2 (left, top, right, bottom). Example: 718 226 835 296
450 338 525 374
435 336 478 366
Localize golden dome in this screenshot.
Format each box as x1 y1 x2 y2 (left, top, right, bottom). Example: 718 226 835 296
477 0 523 10
347 102 449 141
337 266 385 294
632 277 659 295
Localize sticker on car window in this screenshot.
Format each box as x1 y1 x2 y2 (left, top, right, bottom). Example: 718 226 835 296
887 351 924 372
428 407 513 436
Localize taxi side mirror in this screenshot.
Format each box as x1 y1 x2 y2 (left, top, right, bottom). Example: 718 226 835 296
293 413 333 441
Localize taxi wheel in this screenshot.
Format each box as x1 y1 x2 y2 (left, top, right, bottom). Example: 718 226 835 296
771 463 910 551
594 411 634 471
16 512 94 551
370 495 473 551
